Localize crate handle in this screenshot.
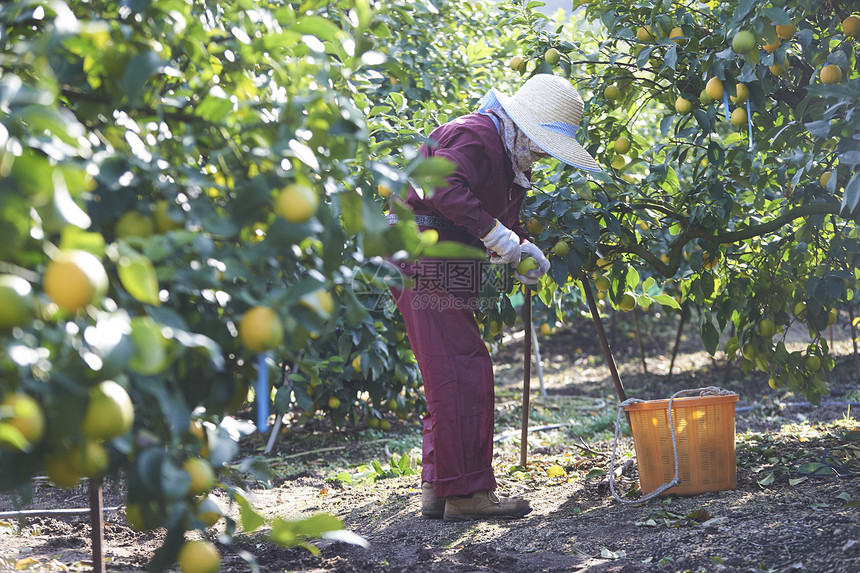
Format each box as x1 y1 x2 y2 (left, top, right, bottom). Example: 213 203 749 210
608 386 735 504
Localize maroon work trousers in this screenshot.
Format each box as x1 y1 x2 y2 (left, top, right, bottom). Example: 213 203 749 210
391 274 497 499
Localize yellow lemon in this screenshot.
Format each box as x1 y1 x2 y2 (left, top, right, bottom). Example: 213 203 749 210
843 15 860 37
775 23 796 40
636 26 655 42
238 306 283 352
730 83 749 104
546 464 566 478
0 393 45 452
274 184 319 224
730 107 748 127
820 64 842 84
44 250 109 312
115 211 155 239
675 97 693 114
762 37 780 53
705 77 724 101
197 495 222 527
769 61 787 76
82 380 135 441
183 457 216 496
178 540 220 573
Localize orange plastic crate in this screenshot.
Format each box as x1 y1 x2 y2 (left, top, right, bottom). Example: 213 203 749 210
624 393 739 496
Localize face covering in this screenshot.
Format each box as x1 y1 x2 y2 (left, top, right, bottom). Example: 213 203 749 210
489 108 548 189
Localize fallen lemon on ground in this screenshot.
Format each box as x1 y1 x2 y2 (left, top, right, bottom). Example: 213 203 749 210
546 464 566 478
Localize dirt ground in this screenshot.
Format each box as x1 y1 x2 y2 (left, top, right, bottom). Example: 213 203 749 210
2 310 860 573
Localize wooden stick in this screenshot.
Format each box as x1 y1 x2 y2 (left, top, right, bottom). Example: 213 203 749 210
0 507 122 519
88 480 105 573
519 291 532 467
668 303 689 384
849 305 860 375
530 321 546 397
632 309 648 374
581 278 627 404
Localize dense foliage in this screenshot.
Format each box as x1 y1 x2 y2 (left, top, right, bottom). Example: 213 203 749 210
1 0 858 566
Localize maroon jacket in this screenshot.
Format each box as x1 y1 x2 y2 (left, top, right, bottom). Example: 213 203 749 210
403 112 530 248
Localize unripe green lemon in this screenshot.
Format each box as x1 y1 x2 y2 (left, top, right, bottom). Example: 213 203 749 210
732 30 755 53
604 85 620 100
517 257 539 275
618 293 636 312
613 137 631 154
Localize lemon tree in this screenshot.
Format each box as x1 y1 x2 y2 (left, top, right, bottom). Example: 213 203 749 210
0 0 523 568
508 0 859 404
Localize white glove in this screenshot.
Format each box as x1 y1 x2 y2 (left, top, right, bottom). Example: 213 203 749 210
514 241 550 285
481 219 521 264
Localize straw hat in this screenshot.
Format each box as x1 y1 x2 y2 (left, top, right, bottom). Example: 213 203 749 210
478 74 601 172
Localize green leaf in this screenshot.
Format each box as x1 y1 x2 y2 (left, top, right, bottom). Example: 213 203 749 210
118 255 161 306
407 157 456 198
234 490 267 532
293 513 343 537
422 241 486 259
839 172 860 217
653 293 681 310
119 51 165 99
293 17 342 42
757 472 775 486
701 322 720 355
797 462 831 476
128 316 169 375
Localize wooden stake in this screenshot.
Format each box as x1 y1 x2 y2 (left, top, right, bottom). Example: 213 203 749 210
668 303 689 384
88 480 105 573
519 291 532 467
582 278 627 404
632 309 648 374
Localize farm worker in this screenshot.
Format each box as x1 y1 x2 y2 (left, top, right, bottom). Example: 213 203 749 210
389 74 601 521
